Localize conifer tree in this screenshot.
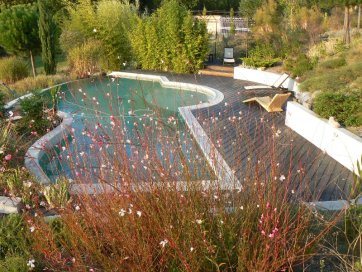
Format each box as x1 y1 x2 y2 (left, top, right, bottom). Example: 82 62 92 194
38 0 57 75
0 4 40 77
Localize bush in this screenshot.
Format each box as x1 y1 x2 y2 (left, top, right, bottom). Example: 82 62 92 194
0 56 29 84
68 39 102 78
0 214 32 259
242 43 280 68
313 90 362 126
130 0 208 73
318 57 346 70
0 256 28 272
300 66 360 93
16 94 52 135
9 74 67 96
284 53 315 77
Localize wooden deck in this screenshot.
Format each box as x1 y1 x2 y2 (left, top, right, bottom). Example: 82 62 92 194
163 74 353 201
121 71 353 201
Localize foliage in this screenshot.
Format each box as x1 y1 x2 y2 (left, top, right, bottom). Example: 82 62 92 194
0 124 30 170
0 256 28 272
284 52 316 77
94 0 139 70
0 57 29 84
61 0 138 71
242 43 280 68
0 214 32 259
0 4 40 76
131 0 208 73
32 183 333 271
313 90 362 126
38 0 57 75
67 39 102 78
9 74 67 96
253 0 283 51
239 0 262 18
229 8 236 36
318 57 346 69
43 179 71 209
0 168 41 205
296 6 326 45
16 94 52 135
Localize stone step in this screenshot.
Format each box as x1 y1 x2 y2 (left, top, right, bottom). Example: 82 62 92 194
205 65 235 72
198 69 234 78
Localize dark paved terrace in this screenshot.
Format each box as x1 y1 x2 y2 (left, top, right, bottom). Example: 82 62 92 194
132 72 354 201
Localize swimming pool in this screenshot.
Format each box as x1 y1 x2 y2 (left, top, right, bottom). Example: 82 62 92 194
39 76 216 183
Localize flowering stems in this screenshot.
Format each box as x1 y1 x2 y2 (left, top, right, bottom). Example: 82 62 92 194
24 76 344 270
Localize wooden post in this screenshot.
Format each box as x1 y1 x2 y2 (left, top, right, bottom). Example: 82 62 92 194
30 50 36 78
343 6 351 45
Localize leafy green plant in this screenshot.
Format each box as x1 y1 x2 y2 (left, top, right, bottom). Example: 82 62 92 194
242 43 281 68
16 94 52 135
38 0 57 75
0 168 41 206
319 57 347 70
0 214 32 259
284 53 315 77
43 178 71 209
0 256 28 272
313 90 362 126
130 0 208 73
68 39 102 78
0 4 40 77
0 56 29 84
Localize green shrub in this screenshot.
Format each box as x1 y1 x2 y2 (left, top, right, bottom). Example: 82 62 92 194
318 57 346 70
9 74 67 96
242 43 280 68
130 0 208 73
0 57 29 84
43 178 71 209
0 256 28 272
16 94 51 135
68 39 102 78
313 90 362 126
300 63 362 92
284 53 315 77
0 214 32 259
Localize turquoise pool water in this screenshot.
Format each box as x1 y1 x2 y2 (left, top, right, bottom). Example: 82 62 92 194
41 77 215 183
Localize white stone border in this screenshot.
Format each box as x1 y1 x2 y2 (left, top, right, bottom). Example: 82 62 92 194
110 72 240 189
4 81 73 110
286 101 362 177
24 111 73 185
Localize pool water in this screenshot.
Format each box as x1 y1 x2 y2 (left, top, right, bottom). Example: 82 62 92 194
41 77 215 183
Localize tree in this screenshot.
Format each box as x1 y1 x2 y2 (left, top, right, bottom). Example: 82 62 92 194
0 4 40 77
230 8 236 36
324 0 362 45
130 0 208 73
239 0 263 18
38 0 57 75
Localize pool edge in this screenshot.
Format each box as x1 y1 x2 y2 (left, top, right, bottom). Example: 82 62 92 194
110 71 241 190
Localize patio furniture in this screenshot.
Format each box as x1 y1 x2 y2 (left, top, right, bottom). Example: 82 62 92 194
243 92 291 112
223 47 235 65
244 73 290 90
